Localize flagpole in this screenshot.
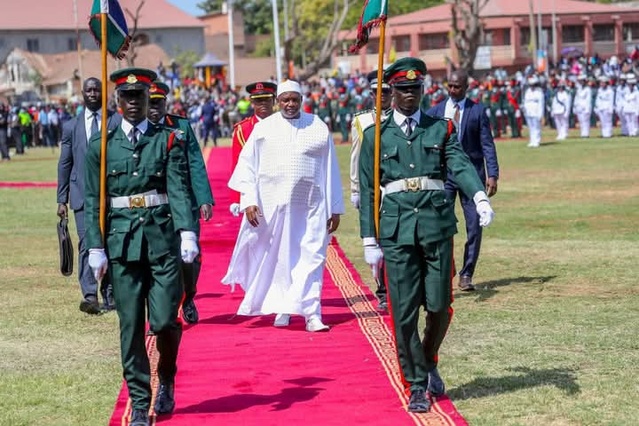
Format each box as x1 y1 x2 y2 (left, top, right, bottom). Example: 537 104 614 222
99 8 109 240
271 0 283 82
373 22 386 238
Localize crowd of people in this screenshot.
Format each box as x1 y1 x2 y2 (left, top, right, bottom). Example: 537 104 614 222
2 51 638 163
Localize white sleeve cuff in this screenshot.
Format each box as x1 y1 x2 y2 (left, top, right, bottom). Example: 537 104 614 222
239 192 257 211
180 230 197 241
473 191 489 205
362 237 378 247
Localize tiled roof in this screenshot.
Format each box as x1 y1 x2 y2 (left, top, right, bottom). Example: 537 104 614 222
388 0 636 26
0 0 203 31
11 44 170 86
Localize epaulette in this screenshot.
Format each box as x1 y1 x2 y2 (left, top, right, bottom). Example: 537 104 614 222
167 128 186 151
233 116 252 130
354 109 372 117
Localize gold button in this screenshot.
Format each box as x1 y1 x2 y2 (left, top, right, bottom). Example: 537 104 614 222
413 208 418 213
132 153 139 158
132 172 138 176
409 164 415 168
111 169 116 173
139 217 144 222
407 141 412 146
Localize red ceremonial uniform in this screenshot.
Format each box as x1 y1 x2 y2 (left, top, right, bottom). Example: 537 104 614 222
230 115 260 203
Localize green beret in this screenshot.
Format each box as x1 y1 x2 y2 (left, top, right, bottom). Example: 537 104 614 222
384 58 427 87
110 67 157 91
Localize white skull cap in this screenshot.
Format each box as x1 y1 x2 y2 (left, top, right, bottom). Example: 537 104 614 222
277 80 302 97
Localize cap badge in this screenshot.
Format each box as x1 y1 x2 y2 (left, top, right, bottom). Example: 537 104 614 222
150 85 158 92
406 70 417 80
126 74 138 84
256 83 264 90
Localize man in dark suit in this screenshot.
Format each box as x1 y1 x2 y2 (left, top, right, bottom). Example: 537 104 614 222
56 77 120 314
427 70 499 291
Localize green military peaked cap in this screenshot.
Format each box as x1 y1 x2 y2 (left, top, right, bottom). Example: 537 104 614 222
150 81 171 99
384 57 427 87
110 67 157 91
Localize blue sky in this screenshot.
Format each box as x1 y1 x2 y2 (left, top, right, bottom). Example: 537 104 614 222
167 0 202 16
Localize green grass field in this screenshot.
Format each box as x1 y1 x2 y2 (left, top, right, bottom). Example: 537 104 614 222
0 131 638 425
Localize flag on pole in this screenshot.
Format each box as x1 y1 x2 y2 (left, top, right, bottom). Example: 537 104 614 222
349 0 388 53
88 0 131 59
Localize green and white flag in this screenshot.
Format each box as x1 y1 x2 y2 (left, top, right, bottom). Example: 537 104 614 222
349 0 388 53
89 0 131 59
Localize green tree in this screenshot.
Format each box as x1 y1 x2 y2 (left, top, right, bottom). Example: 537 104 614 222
174 50 201 79
198 0 273 35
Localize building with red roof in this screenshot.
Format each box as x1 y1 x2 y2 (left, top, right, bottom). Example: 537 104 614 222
0 0 204 62
336 0 639 76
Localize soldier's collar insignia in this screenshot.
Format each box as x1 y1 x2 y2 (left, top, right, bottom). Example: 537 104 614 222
406 70 417 80
126 74 138 84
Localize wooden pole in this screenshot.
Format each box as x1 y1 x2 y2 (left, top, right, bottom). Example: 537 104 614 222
373 22 386 239
99 12 108 240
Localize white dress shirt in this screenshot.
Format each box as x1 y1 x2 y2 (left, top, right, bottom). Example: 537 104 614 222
444 97 466 128
84 108 102 141
121 118 149 143
393 109 421 135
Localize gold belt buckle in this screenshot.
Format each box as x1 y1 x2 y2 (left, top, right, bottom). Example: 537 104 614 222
129 195 146 208
405 177 420 192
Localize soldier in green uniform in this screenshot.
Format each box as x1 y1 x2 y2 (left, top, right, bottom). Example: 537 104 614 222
317 88 332 129
337 86 351 143
85 68 198 426
147 81 214 325
358 58 495 413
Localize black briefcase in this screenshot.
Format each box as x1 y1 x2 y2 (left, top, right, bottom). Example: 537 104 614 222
57 217 74 276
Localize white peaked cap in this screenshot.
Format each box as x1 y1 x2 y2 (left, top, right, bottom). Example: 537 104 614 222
277 80 302 97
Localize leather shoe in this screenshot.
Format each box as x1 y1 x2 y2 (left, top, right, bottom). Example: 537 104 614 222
181 298 199 324
129 408 149 426
377 298 388 312
407 388 431 413
458 275 475 292
154 382 175 415
427 367 446 397
79 297 101 315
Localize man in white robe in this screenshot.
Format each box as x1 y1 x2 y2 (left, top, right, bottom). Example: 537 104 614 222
221 80 345 332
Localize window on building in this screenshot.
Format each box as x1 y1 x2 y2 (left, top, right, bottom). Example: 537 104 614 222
503 29 511 46
562 25 584 43
418 33 448 50
27 38 39 52
593 24 614 42
393 35 411 52
623 23 639 41
68 38 77 51
521 28 531 47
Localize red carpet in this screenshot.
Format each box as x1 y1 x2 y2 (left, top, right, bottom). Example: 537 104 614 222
109 147 467 426
0 181 57 188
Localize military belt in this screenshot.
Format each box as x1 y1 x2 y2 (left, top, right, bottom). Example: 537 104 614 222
110 190 169 209
384 176 445 194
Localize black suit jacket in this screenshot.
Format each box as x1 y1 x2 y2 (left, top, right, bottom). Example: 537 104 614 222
427 97 499 183
56 110 121 211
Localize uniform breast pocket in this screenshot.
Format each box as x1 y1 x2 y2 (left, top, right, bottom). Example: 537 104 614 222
107 161 128 187
381 145 398 163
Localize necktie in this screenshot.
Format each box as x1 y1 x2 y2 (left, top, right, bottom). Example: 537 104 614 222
130 127 138 145
90 112 99 139
404 118 413 137
453 103 461 129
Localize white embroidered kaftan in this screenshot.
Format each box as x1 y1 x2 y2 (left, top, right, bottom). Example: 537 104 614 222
221 112 345 318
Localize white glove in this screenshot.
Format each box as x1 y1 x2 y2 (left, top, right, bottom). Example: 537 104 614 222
88 248 108 281
473 191 495 227
364 244 384 279
180 231 200 263
229 203 241 217
350 193 360 209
